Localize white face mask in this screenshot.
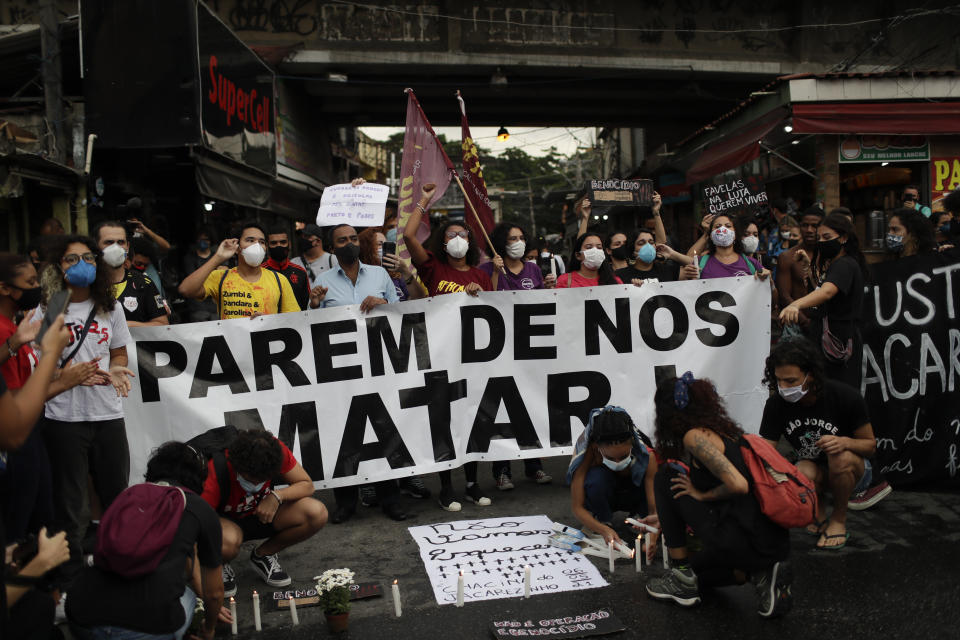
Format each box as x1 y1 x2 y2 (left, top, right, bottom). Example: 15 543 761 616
778 375 808 403
241 242 266 267
602 454 633 472
506 240 526 259
711 226 736 247
445 235 469 259
742 236 760 254
101 243 127 268
580 247 606 270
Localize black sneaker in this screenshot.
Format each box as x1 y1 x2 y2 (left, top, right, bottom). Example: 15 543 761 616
399 476 431 499
646 567 701 607
359 485 379 507
250 549 292 587
753 561 792 618
464 484 492 506
438 486 462 512
222 563 237 597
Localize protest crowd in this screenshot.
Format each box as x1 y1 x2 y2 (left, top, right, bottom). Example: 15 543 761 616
2 165 958 638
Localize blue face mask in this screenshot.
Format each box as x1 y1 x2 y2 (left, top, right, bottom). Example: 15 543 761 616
64 260 97 287
602 454 633 472
198 240 210 250
237 475 266 495
939 224 952 236
385 228 397 243
635 243 657 264
885 233 904 253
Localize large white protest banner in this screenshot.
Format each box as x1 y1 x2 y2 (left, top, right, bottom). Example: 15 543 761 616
316 182 390 226
123 279 771 488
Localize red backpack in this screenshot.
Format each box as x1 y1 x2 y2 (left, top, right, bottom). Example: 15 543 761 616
739 434 818 529
94 483 187 578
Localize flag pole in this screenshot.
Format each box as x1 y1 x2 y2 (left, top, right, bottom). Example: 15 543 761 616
451 170 505 274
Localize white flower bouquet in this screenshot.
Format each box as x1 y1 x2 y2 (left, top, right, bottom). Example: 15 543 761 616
314 568 355 615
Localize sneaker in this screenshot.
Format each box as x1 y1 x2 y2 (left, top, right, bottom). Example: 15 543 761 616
496 473 515 491
848 481 892 511
399 476 431 499
359 485 379 507
250 549 292 587
528 470 552 484
222 563 237 597
438 486 462 512
753 561 792 618
465 484 492 506
646 567 701 607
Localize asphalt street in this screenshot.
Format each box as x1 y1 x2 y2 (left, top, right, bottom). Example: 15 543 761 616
213 456 960 639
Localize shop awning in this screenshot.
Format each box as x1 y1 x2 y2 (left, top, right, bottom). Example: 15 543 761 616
792 102 960 135
685 108 788 185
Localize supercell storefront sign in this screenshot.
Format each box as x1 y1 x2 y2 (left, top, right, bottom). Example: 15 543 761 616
122 281 771 488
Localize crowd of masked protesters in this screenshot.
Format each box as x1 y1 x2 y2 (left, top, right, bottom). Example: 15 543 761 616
1 182 958 637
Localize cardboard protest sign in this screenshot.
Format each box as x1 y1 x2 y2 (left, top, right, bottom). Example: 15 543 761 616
702 176 767 215
271 582 382 610
586 179 653 206
490 608 625 639
317 182 390 226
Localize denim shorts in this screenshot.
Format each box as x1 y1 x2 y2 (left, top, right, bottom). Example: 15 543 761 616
853 459 873 494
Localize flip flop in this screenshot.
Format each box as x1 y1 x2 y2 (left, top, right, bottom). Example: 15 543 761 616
805 519 828 537
816 532 850 550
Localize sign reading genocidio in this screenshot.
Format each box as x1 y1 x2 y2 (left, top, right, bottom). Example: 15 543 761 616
586 179 653 206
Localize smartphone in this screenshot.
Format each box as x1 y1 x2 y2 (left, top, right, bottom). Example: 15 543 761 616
382 241 396 256
36 289 71 345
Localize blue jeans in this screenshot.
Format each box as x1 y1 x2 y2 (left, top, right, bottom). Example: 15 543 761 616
72 587 196 640
582 465 648 524
853 459 873 494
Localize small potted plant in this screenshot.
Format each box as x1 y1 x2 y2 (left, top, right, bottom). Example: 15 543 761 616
314 568 355 632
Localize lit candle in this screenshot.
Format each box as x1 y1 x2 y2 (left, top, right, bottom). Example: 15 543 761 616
392 579 402 617
288 595 299 626
456 571 464 607
693 252 700 278
608 540 615 573
662 537 669 569
229 596 237 635
252 590 262 631
523 565 531 598
635 536 642 573
645 532 653 569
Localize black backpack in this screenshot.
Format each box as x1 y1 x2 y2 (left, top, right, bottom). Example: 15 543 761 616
185 425 240 513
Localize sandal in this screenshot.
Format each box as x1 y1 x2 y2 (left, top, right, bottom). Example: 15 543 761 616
805 519 827 537
816 532 850 550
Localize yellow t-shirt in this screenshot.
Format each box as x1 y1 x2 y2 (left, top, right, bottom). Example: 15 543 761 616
202 267 300 319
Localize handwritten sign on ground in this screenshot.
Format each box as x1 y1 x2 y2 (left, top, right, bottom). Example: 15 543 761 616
408 515 608 605
586 179 653 206
702 176 767 215
317 182 390 226
490 608 625 639
270 582 382 610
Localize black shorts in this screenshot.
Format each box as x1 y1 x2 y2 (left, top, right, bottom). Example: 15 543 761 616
228 515 276 542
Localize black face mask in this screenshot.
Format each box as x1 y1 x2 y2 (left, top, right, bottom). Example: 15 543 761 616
334 243 360 265
610 245 631 261
268 246 289 262
12 285 42 311
818 238 842 260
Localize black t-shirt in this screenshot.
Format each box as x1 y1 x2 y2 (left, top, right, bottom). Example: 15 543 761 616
67 492 222 633
113 270 168 323
759 379 870 461
822 255 864 341
616 260 679 283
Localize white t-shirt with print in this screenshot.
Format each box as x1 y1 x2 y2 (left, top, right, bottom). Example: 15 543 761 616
44 298 132 422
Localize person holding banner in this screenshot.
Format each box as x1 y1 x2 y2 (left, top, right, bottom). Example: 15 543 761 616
404 183 494 512
646 373 791 617
481 223 555 291
687 214 771 281
557 234 623 288
358 229 425 302
178 222 301 319
614 229 688 285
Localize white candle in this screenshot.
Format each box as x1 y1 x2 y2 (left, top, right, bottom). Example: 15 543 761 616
550 254 556 277
645 532 653 568
662 537 669 569
693 252 700 278
288 595 299 626
635 536 643 573
456 571 464 607
252 590 262 631
229 596 237 635
608 540 615 573
523 565 531 598
392 579 402 617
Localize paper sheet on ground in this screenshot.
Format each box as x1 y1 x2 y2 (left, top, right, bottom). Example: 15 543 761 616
408 515 608 605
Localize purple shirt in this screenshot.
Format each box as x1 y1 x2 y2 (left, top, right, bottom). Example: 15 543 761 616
479 261 544 291
391 276 410 301
699 254 763 279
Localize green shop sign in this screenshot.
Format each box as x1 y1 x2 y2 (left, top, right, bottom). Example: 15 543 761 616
839 135 929 163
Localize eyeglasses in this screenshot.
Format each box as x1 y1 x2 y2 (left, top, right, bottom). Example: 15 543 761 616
62 253 97 266
445 230 469 239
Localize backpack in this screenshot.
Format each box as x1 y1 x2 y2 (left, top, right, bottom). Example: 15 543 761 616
739 434 818 529
94 483 187 578
185 425 240 513
699 253 756 275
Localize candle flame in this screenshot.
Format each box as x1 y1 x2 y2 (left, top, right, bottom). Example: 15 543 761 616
394 579 398 585
459 570 463 576
230 596 235 603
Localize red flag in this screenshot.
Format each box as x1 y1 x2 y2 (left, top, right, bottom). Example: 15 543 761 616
396 89 456 260
457 92 496 241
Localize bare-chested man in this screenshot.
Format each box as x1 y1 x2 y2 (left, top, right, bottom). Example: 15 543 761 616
775 206 823 327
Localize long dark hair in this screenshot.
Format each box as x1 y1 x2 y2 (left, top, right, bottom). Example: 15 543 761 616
818 212 868 279
489 222 528 259
569 233 618 285
890 208 936 255
426 220 481 266
653 375 744 460
42 234 116 314
0 252 30 290
763 338 825 397
705 214 745 255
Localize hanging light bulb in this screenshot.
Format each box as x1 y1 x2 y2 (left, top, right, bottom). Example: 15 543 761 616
497 126 510 142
